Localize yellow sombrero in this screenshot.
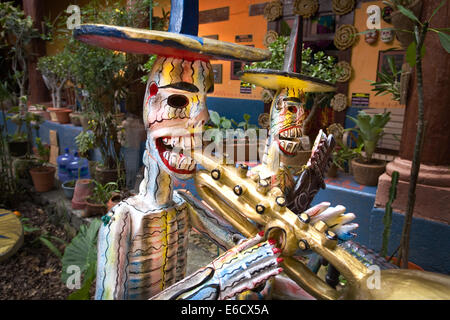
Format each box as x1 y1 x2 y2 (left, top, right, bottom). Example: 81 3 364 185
238 16 336 92
73 1 270 63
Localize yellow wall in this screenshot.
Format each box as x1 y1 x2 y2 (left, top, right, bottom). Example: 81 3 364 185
198 0 266 100
349 1 404 109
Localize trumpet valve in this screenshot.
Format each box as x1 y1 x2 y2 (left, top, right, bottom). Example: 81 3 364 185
238 164 249 178
257 179 270 195
274 196 287 212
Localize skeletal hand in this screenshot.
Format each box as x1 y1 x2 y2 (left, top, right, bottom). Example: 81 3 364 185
150 232 283 300
305 202 358 241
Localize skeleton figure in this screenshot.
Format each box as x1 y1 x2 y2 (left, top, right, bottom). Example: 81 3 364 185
96 56 281 300
247 86 358 241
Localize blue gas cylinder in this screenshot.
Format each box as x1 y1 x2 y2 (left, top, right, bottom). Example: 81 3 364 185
57 148 73 182
67 152 90 179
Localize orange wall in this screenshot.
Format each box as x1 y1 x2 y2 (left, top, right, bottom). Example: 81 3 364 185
198 0 267 100
349 1 404 109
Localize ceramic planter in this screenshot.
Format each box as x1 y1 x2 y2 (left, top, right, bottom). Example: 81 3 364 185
95 165 125 185
62 180 76 199
54 108 72 124
351 158 386 186
83 199 107 218
71 178 94 210
29 166 56 193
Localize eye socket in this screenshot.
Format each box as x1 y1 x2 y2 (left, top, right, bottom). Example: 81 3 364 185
167 94 189 109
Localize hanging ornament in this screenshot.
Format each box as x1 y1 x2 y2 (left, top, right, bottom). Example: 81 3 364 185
263 30 279 47
365 29 379 45
327 123 345 141
293 0 319 18
382 6 393 23
336 61 352 83
380 28 394 43
332 0 355 16
261 89 275 103
258 112 271 129
334 24 358 50
264 1 283 22
330 93 348 112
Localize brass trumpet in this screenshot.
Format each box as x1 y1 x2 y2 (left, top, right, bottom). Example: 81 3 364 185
193 150 450 300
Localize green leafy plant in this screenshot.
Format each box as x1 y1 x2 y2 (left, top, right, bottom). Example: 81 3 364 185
20 217 67 259
0 2 49 109
205 111 259 142
331 140 362 171
346 111 391 164
75 130 95 159
37 51 73 108
34 137 50 164
88 180 120 205
368 56 402 101
61 219 101 300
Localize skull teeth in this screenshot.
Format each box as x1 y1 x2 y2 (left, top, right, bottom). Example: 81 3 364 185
160 136 198 171
280 127 302 139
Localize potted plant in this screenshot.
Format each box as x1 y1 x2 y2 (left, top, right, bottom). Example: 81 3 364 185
75 130 97 179
29 137 56 193
107 189 134 212
328 140 362 178
84 180 119 218
204 111 265 163
62 179 76 200
37 52 73 123
346 111 391 186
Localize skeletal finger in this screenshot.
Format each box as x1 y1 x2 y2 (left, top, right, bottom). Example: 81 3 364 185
304 202 330 218
310 205 346 224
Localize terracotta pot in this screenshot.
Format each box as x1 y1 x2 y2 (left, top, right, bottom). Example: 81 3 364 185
47 107 59 122
54 108 72 124
69 112 82 126
107 192 135 212
72 179 94 210
83 199 107 218
95 165 125 185
62 180 76 199
29 166 56 193
106 192 122 212
8 140 29 157
351 158 386 186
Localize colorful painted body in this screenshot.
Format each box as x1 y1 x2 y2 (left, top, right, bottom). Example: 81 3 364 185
96 56 280 300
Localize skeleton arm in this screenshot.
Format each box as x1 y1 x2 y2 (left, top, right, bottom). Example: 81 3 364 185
150 233 282 300
176 189 245 250
95 203 131 300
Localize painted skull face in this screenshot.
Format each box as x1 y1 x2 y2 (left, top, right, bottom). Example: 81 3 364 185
365 29 378 44
270 88 308 157
144 56 214 180
381 29 394 43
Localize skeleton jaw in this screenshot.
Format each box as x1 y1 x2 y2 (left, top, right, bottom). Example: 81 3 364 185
277 126 302 156
155 135 201 175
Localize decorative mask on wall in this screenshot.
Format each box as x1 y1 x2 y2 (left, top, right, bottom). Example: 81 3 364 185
365 29 378 45
381 28 394 43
